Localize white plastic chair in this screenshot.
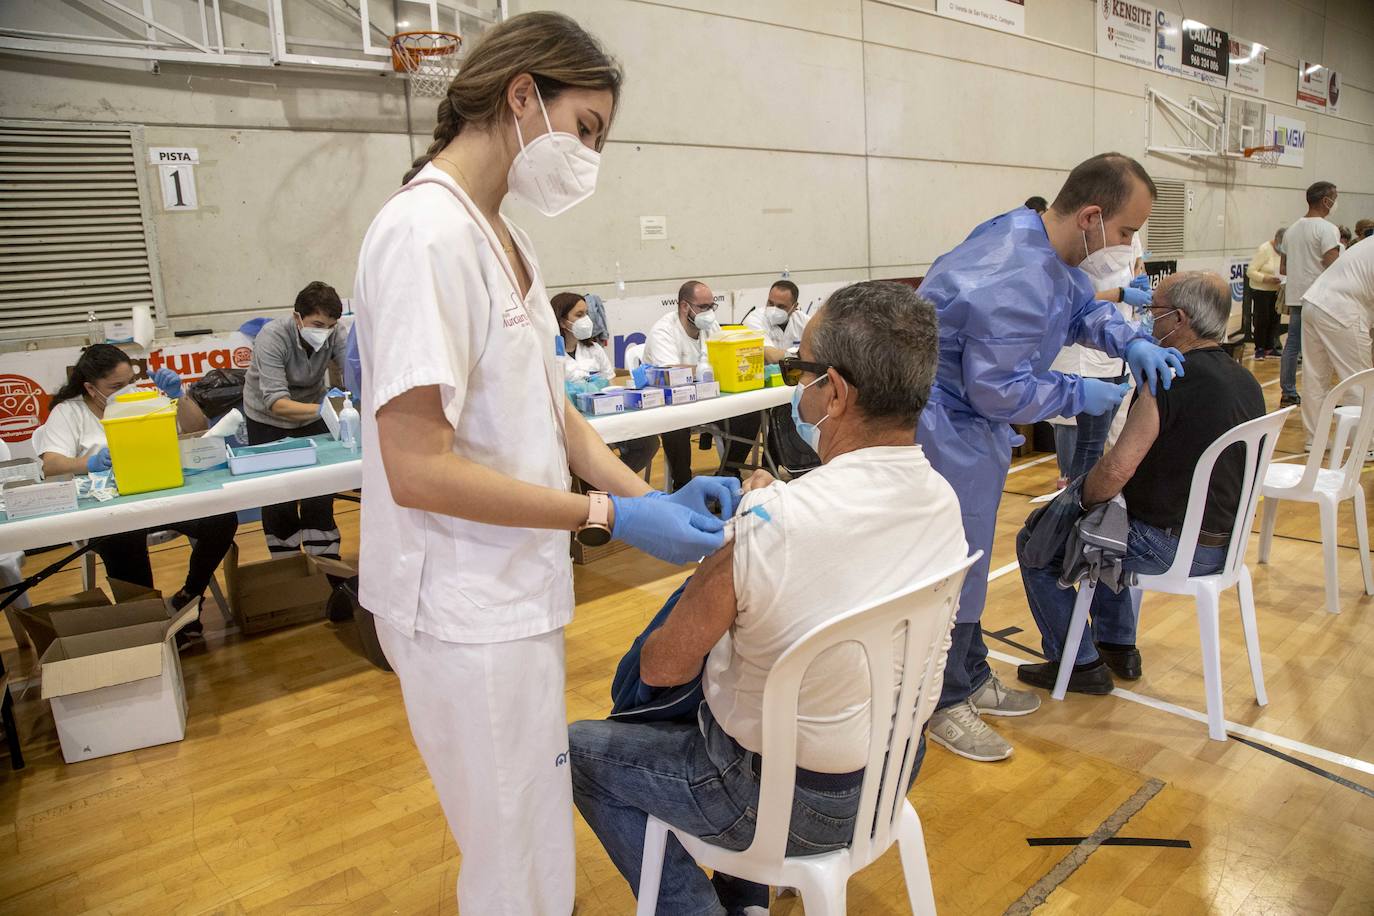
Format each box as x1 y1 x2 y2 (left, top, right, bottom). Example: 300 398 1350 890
1052 409 1292 741
624 342 647 371
1326 405 1365 470
636 552 981 916
1258 369 1374 614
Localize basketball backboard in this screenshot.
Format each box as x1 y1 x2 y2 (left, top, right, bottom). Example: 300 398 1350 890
1223 96 1268 157
269 0 504 72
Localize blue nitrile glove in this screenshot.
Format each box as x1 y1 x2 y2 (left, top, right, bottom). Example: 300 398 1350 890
1009 432 1027 448
86 447 112 473
1125 339 1186 396
610 493 727 565
1121 285 1153 308
654 475 742 520
153 368 182 398
1130 273 1152 293
1081 379 1130 417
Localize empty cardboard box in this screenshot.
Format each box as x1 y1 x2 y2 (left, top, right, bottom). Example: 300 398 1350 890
223 546 340 634
38 595 198 764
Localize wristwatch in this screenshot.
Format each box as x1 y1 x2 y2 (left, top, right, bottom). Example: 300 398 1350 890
575 490 613 547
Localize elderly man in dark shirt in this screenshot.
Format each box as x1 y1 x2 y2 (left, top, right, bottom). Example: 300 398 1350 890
1017 272 1266 694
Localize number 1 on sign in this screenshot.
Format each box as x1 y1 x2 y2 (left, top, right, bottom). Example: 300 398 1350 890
159 163 198 211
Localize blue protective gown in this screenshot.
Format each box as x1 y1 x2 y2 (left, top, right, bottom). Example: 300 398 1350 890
916 207 1147 624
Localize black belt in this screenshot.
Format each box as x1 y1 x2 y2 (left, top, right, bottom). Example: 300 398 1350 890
748 752 864 792
1165 528 1230 548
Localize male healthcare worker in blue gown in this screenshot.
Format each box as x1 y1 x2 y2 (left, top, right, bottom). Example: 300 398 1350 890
918 153 1184 763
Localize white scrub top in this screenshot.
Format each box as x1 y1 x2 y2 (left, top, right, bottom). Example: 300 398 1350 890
353 163 573 645
645 310 703 366
567 340 614 381
742 306 808 353
34 398 107 459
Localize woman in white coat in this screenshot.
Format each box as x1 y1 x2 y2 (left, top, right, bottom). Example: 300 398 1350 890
352 13 738 914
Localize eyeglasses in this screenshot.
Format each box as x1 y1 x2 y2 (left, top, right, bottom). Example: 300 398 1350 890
779 356 836 387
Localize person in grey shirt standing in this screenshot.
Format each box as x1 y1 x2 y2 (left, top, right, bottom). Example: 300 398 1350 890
243 281 348 561
1279 181 1341 409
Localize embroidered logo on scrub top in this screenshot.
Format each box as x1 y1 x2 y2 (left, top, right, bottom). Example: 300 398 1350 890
502 292 532 330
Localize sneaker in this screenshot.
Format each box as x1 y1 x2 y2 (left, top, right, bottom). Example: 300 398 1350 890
1017 660 1114 695
971 672 1042 717
928 700 1013 762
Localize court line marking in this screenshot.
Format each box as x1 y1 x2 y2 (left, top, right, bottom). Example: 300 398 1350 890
1003 778 1165 916
1026 836 1191 848
1006 454 1058 476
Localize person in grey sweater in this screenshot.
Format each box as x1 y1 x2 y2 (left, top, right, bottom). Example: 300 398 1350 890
243 281 347 561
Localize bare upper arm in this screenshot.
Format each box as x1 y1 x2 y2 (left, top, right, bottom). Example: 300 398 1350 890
1083 389 1160 504
1321 246 1341 268
640 541 739 686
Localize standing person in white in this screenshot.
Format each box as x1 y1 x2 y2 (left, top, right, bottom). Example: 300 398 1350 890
351 14 740 914
1280 180 1341 412
1301 236 1374 441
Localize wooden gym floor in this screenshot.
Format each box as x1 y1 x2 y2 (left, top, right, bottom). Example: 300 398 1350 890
1 353 1372 915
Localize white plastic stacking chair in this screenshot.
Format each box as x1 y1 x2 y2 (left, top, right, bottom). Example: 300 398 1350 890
1325 405 1364 470
1052 409 1292 741
635 552 980 916
1259 369 1374 614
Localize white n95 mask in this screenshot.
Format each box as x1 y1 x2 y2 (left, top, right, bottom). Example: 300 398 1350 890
693 310 718 332
1080 244 1136 283
765 306 790 328
569 315 595 340
507 85 600 217
300 326 333 350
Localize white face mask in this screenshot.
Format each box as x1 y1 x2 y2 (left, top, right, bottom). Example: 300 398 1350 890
569 315 595 340
1326 198 1338 215
507 85 601 217
300 325 333 349
692 309 717 332
765 306 791 327
1080 215 1134 282
92 381 139 409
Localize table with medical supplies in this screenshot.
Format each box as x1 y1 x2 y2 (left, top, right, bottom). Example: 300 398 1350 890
0 386 793 556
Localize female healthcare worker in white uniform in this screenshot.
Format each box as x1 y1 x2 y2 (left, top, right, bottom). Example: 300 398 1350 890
352 13 739 914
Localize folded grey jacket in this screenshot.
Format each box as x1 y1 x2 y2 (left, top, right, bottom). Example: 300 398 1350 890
1017 479 1135 594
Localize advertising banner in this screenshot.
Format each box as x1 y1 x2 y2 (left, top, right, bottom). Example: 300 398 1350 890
1096 1 1157 69
936 0 1025 34
1268 113 1307 167
1297 61 1341 114
1155 12 1228 88
1227 36 1266 95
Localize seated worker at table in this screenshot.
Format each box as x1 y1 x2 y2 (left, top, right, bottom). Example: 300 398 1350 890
1016 273 1265 694
34 344 238 632
553 292 659 475
568 281 970 914
645 280 760 490
243 280 347 561
741 279 809 364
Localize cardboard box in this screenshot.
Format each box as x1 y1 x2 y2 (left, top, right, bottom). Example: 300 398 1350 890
0 457 43 485
575 391 626 415
3 475 78 520
695 381 721 400
178 433 228 474
645 365 694 388
37 592 197 763
623 388 665 410
663 384 698 405
222 546 344 634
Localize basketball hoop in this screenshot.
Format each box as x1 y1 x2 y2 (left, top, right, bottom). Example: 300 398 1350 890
1243 144 1283 168
390 31 462 96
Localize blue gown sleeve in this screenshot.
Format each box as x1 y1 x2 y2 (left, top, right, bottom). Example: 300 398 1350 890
1070 292 1149 358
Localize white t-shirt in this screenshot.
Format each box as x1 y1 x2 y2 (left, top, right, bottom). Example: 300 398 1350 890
34 398 107 460
644 310 703 366
1303 237 1374 331
742 306 809 354
1284 216 1341 305
567 340 614 381
1051 234 1141 380
353 163 572 644
704 445 968 773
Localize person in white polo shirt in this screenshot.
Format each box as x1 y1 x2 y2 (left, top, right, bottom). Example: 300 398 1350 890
1280 180 1341 410
1300 235 1374 442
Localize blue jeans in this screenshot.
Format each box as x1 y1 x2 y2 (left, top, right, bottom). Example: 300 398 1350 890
1018 517 1227 665
937 621 991 709
570 704 921 915
1280 306 1303 398
1053 377 1124 481
1052 424 1077 479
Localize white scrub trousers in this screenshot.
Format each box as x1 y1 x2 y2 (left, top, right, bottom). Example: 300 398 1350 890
1301 305 1371 443
377 622 575 915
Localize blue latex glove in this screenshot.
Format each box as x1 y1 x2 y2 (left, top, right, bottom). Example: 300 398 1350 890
152 368 182 398
1081 379 1130 417
1129 273 1152 293
656 475 742 520
1125 339 1186 396
610 493 726 565
86 447 112 473
1121 286 1153 308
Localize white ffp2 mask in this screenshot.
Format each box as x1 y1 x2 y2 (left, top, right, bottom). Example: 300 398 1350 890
569 315 595 340
300 325 333 350
507 85 601 217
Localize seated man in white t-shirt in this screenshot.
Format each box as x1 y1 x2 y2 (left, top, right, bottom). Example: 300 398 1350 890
570 281 969 914
742 279 809 364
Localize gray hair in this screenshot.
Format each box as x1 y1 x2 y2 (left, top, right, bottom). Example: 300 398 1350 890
809 281 937 428
1165 272 1230 342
